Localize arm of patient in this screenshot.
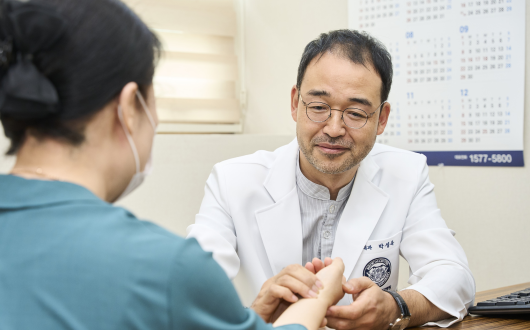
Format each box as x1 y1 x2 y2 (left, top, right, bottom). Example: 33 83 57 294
274 258 346 330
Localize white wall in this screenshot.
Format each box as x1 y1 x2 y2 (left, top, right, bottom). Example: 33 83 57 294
242 0 349 135
0 131 14 172
1 0 529 306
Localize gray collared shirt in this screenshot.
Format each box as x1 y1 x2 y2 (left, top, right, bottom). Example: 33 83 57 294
296 154 355 266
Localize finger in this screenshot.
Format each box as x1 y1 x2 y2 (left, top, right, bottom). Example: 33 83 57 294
342 276 354 292
343 276 374 294
304 262 316 274
326 304 363 320
276 275 318 299
319 317 328 328
326 316 357 330
281 264 323 290
332 257 345 271
324 257 333 267
268 284 299 303
311 257 325 273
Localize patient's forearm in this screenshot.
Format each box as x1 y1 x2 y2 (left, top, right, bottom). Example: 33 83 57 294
272 297 328 330
273 258 345 329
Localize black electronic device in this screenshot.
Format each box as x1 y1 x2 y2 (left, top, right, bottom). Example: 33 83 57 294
468 287 530 315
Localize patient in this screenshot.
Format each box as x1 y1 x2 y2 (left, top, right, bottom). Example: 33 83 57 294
0 0 345 329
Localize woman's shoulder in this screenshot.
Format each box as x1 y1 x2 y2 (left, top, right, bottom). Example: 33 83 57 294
74 201 190 262
1 175 190 269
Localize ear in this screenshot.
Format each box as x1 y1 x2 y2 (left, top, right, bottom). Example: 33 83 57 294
290 85 299 122
118 82 140 134
376 102 391 135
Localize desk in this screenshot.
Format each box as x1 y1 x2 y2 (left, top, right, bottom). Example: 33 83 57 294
409 282 530 329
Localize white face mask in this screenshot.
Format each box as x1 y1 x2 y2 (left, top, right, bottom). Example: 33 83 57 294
115 91 157 201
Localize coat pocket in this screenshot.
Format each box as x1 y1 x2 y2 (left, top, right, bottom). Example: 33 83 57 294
337 231 403 306
351 231 402 290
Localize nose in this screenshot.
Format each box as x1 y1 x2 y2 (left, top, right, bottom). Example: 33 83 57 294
322 109 346 138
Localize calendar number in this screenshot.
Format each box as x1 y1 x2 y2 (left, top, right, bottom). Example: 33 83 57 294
469 154 488 163
469 154 513 164
459 26 469 33
460 89 468 96
491 154 512 163
405 31 414 39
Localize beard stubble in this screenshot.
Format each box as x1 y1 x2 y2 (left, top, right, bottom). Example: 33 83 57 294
298 133 375 175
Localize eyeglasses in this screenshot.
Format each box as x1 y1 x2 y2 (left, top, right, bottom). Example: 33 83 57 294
299 94 386 129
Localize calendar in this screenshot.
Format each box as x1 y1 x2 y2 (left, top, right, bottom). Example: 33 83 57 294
348 0 525 166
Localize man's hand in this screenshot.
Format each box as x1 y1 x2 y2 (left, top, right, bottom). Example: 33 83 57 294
305 259 453 328
250 263 323 323
325 277 400 330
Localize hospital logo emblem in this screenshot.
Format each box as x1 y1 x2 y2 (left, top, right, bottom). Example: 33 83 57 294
363 257 391 287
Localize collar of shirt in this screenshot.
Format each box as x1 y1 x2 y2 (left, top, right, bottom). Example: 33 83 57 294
295 151 355 201
0 174 102 210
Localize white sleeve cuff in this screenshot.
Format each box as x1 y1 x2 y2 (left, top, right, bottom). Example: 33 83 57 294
401 284 474 328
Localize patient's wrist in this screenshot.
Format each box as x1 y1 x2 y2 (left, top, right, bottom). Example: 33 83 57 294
296 290 333 308
316 286 339 308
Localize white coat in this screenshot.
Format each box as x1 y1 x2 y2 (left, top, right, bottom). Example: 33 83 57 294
187 139 475 327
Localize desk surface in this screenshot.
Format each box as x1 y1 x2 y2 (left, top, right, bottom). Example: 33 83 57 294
409 282 530 329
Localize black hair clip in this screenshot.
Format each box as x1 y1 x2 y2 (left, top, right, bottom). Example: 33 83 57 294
0 37 13 69
0 0 67 119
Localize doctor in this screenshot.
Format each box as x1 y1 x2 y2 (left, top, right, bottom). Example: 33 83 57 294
187 29 475 329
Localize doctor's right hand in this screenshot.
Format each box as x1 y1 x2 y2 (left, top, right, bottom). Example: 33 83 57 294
250 263 324 323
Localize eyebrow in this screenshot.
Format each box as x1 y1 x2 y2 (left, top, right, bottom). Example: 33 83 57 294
348 97 373 107
305 89 373 107
307 89 331 97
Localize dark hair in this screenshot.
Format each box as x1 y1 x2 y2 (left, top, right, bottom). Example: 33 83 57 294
0 0 161 155
296 29 393 104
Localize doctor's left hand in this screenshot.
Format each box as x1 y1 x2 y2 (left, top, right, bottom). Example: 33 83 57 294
324 277 400 330
250 263 324 323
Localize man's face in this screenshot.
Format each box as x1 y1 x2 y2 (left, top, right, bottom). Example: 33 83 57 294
291 51 390 175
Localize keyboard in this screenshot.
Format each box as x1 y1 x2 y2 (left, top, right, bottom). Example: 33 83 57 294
468 287 530 315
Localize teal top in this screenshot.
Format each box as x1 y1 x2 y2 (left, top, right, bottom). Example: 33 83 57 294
0 175 306 330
